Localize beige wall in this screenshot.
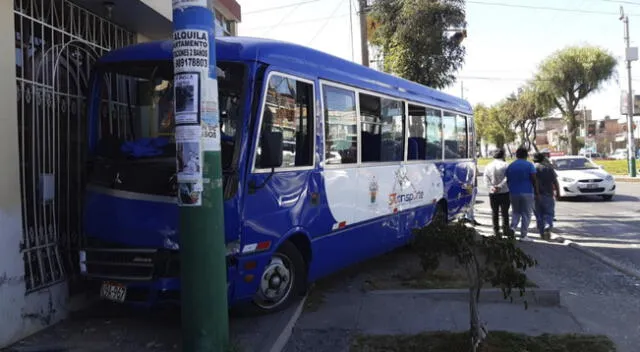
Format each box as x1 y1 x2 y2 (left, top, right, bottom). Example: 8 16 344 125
141 0 172 20
0 1 68 348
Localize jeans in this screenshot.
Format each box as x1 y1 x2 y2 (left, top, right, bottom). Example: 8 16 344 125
489 192 510 234
535 195 555 235
510 193 535 238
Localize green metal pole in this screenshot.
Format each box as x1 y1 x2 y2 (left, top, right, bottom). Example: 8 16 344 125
172 1 229 351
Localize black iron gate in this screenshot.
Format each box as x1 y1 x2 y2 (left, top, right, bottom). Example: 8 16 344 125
14 0 135 293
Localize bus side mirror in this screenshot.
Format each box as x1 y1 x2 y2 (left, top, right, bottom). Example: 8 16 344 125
259 131 283 169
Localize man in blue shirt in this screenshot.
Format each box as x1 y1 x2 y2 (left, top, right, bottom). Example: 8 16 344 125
505 146 539 241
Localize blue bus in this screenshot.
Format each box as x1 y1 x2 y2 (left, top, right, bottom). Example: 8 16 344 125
79 37 476 313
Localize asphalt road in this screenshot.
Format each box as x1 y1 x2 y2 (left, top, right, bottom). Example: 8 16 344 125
475 181 640 351
477 178 640 271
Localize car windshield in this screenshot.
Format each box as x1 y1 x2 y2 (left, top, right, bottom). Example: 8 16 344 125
552 158 599 170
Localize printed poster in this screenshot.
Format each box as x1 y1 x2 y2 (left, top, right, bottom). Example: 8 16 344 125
173 30 209 74
175 125 201 143
177 181 202 207
201 77 219 116
174 72 200 125
176 141 201 182
202 122 220 151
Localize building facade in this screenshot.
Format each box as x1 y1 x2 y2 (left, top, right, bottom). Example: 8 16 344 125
1 0 240 347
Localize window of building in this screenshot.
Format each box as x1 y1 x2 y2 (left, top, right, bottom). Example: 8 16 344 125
442 111 460 159
407 105 427 160
255 74 314 169
426 108 442 160
323 85 358 165
359 94 404 162
457 115 468 158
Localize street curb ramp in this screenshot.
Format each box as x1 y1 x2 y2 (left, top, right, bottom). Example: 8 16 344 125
368 288 561 307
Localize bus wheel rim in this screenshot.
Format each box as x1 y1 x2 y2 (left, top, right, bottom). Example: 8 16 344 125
255 255 293 309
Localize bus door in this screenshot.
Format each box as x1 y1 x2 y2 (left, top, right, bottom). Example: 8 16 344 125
241 71 324 255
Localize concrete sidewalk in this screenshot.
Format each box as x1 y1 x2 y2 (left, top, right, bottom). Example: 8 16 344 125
285 291 583 352
6 298 304 352
472 194 640 352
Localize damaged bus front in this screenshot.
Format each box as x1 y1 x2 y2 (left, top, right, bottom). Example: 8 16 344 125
80 40 249 307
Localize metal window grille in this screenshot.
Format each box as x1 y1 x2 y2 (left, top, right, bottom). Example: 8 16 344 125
14 0 135 293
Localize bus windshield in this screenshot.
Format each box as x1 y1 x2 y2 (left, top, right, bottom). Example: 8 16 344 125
94 60 246 171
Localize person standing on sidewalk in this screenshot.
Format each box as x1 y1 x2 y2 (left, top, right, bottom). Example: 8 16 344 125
483 148 510 236
505 146 539 241
532 152 559 240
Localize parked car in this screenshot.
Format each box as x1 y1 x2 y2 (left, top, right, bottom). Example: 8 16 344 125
549 156 616 201
609 149 628 160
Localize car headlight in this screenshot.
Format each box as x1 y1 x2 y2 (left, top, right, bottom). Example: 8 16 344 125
561 177 575 183
606 175 613 181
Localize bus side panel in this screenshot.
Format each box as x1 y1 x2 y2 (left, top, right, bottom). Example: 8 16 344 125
309 163 444 281
394 162 443 243
437 161 475 220
237 169 331 298
456 160 476 215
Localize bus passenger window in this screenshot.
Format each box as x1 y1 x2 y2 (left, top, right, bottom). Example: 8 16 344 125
255 75 314 169
359 94 404 163
426 108 442 160
407 105 427 160
457 115 468 159
323 85 358 165
442 111 460 159
467 116 475 158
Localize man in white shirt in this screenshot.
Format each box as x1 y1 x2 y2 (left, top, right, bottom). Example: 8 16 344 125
483 148 511 236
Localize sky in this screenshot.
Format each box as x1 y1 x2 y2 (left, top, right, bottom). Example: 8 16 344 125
237 0 640 122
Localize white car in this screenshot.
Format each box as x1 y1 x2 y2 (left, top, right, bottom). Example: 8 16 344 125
610 149 627 160
549 156 616 201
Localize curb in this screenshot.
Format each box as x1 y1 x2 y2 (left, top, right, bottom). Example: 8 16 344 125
267 294 308 352
614 177 640 183
567 242 640 281
368 288 560 307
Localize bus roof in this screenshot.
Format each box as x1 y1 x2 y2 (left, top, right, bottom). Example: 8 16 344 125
97 36 473 115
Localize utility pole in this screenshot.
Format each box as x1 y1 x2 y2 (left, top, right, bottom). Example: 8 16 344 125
461 81 464 99
173 0 229 351
349 0 355 62
583 106 587 139
621 6 637 177
358 0 369 67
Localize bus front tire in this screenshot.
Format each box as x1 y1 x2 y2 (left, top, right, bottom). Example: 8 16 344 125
252 240 307 314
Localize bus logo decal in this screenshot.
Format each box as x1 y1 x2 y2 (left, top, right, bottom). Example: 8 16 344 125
369 176 379 204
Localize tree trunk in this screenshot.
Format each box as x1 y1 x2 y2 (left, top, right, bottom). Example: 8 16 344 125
567 113 578 155
531 120 538 152
468 261 486 352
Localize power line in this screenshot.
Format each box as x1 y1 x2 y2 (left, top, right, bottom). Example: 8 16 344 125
242 13 351 31
263 2 305 36
600 0 640 5
308 0 345 45
244 0 324 15
467 0 640 16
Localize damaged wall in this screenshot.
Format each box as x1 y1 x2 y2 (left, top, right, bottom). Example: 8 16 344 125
0 1 68 347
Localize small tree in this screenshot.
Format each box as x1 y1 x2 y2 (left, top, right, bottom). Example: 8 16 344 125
503 85 554 152
534 46 617 155
369 0 467 89
412 220 536 352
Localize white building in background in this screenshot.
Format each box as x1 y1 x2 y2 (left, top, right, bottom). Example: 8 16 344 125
1 0 240 348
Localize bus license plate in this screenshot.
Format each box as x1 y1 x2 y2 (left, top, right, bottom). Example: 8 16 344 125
100 282 126 303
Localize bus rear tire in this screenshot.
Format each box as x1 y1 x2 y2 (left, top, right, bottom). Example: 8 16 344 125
251 240 306 314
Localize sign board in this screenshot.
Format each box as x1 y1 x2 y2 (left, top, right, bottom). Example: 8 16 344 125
619 91 640 116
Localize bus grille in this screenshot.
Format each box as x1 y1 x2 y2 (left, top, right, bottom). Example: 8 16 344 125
81 247 157 281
